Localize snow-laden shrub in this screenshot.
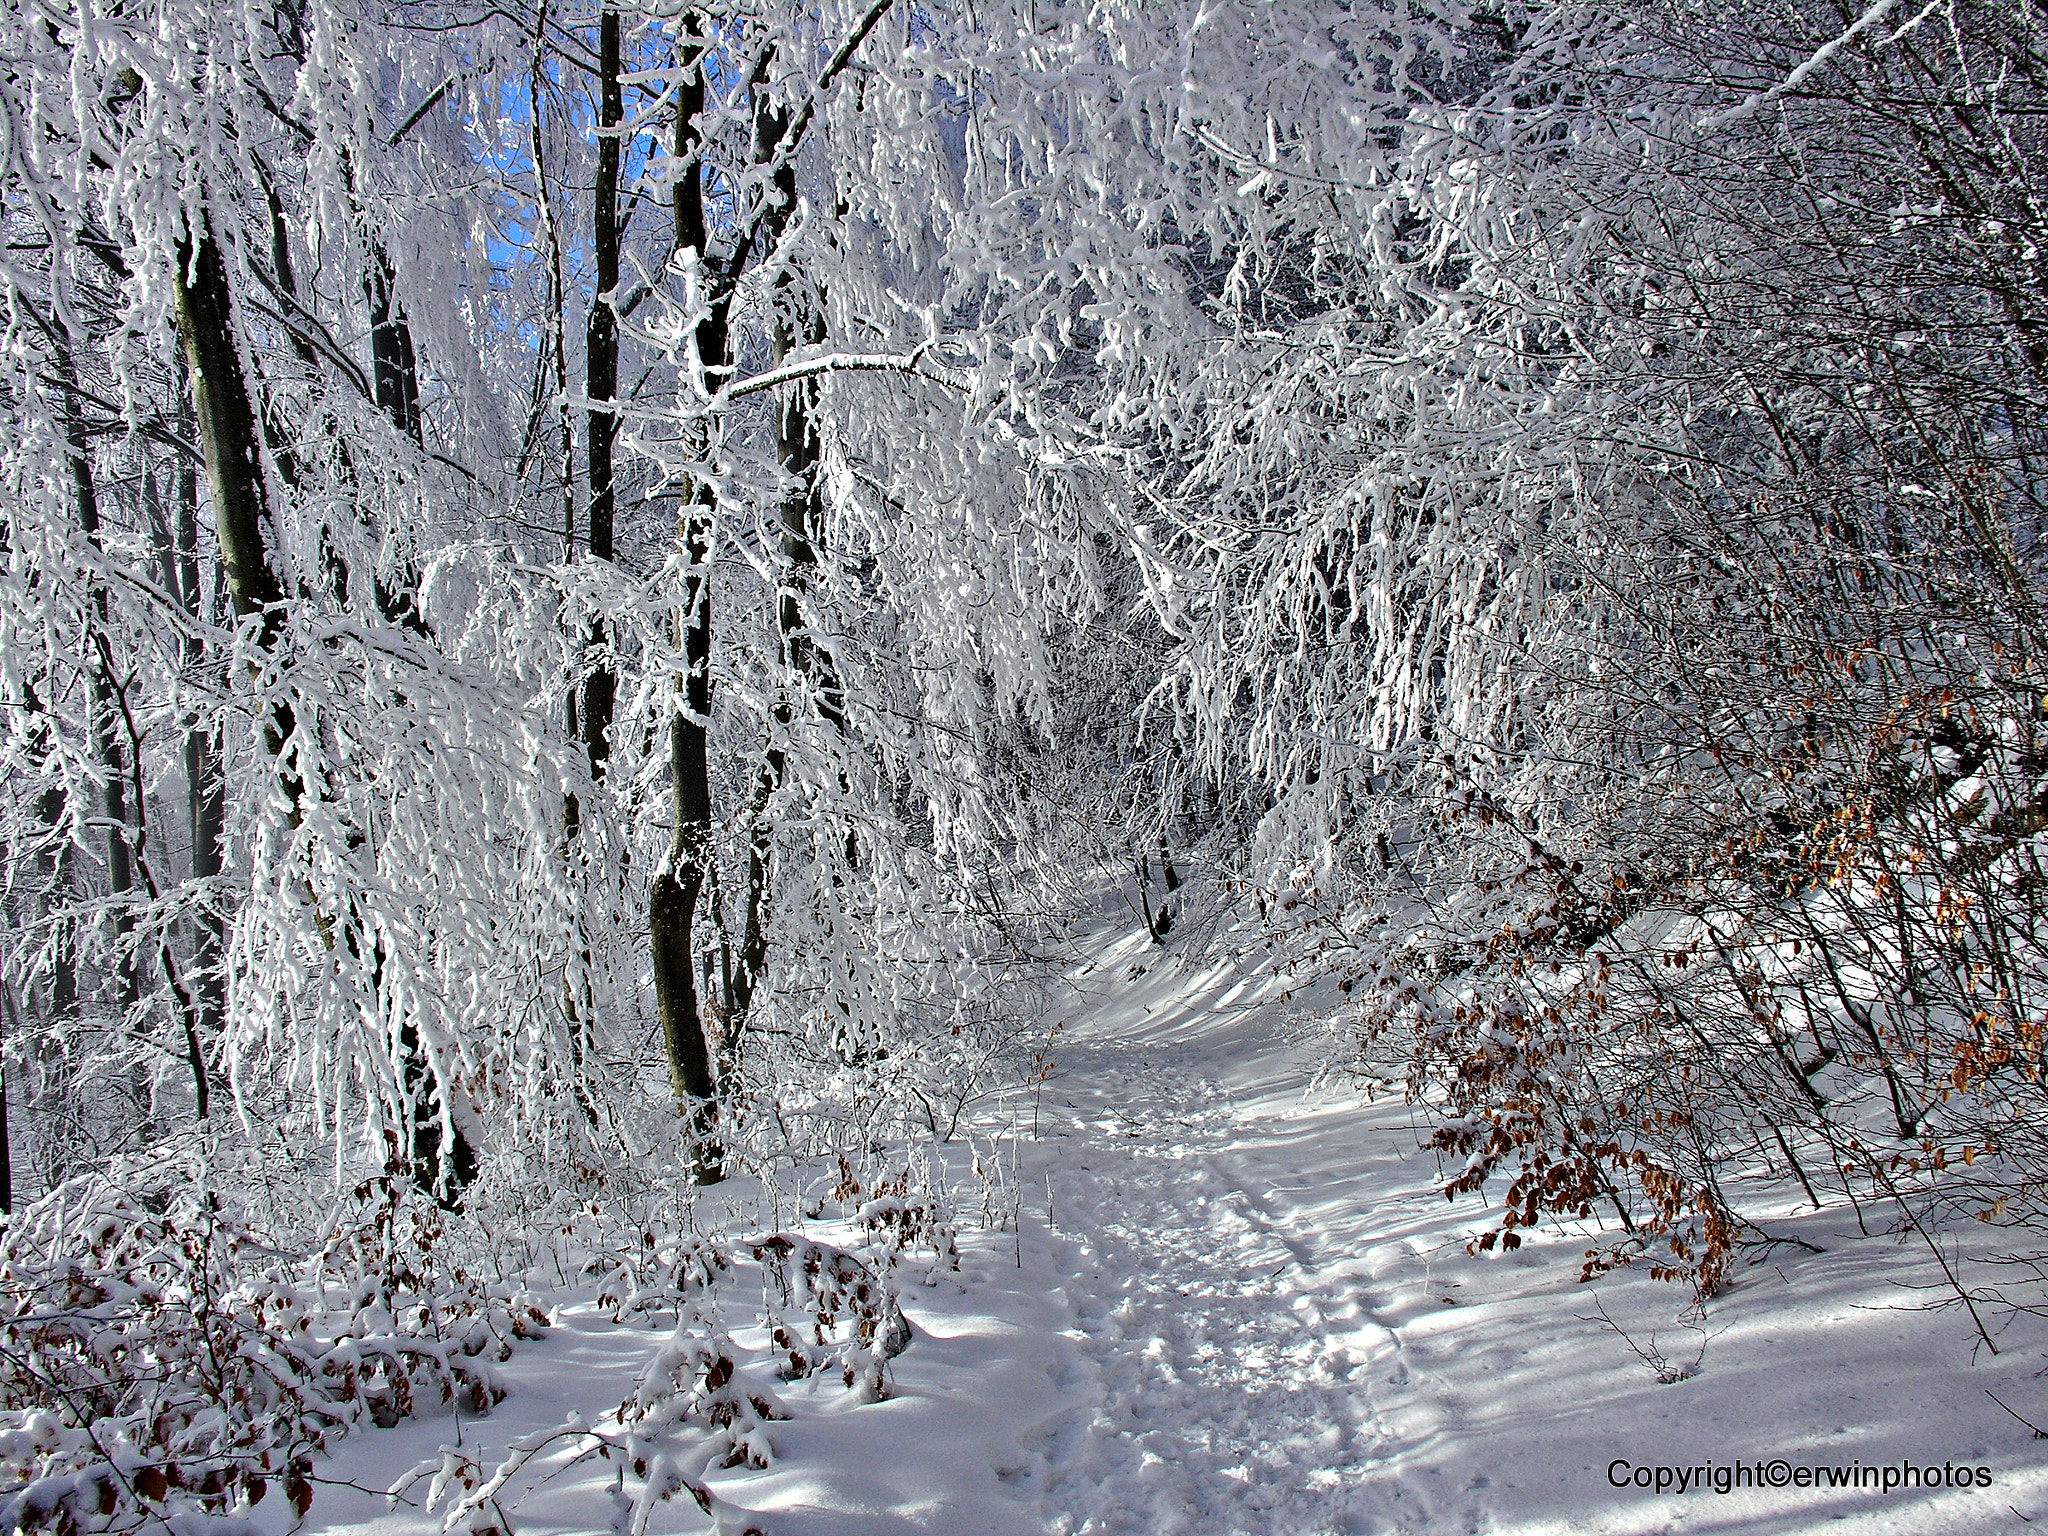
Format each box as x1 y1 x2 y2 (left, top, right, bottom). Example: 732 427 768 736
749 1154 953 1400
402 1249 781 1536
749 1233 906 1400
594 1234 729 1328
850 1160 961 1288
403 1151 962 1536
0 1156 545 1536
308 1162 550 1421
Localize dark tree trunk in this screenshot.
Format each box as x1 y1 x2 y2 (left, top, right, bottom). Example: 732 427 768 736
360 240 434 636
0 979 12 1214
729 768 772 1036
174 415 227 1048
144 435 220 1118
365 245 422 443
647 493 721 1172
648 0 883 1156
580 2 623 786
36 771 76 1024
177 223 473 1179
174 227 294 1116
1137 858 1165 945
649 27 724 1178
174 232 286 642
1153 836 1180 940
400 1011 478 1206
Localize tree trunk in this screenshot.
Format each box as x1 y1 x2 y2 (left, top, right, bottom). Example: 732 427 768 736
649 0 880 1159
360 241 434 636
648 24 723 1177
0 979 13 1214
173 412 226 1048
647 495 721 1174
1154 835 1180 939
36 769 76 1024
580 2 624 786
174 232 287 644
144 436 219 1118
173 227 296 1122
365 245 422 443
1137 857 1165 945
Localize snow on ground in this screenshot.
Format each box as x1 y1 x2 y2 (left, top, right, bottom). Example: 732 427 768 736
295 920 2048 1536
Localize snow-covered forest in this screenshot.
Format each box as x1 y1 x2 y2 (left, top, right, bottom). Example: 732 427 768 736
3 0 2047 1531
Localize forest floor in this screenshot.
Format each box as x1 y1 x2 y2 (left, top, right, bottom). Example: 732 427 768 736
291 916 2048 1536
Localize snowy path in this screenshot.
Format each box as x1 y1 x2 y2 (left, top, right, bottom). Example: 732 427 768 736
993 928 2048 1536
1016 985 1472 1536
299 925 2048 1536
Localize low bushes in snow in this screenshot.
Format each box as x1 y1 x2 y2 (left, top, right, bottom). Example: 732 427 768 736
0 1153 545 1536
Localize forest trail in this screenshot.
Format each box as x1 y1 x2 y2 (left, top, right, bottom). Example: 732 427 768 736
969 920 2048 1536
1003 929 1491 1536
295 920 2048 1536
